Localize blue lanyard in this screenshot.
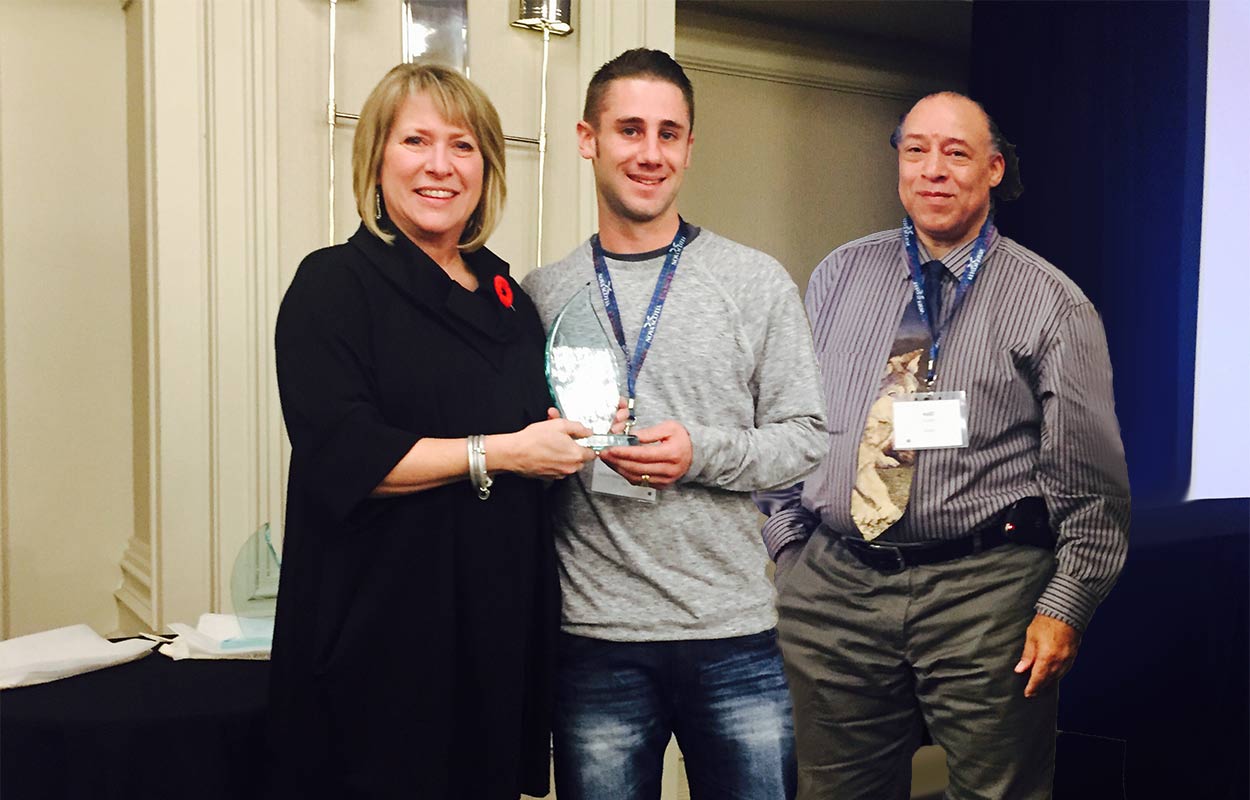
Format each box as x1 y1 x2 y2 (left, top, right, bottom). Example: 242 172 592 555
590 222 688 425
901 215 994 387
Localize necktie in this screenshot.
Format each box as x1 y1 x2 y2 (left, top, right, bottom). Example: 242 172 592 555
922 259 946 331
849 260 946 539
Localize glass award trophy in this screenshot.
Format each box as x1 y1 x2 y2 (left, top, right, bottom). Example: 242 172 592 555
223 523 281 651
546 283 639 451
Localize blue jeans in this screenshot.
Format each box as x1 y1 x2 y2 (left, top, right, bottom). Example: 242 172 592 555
552 629 797 800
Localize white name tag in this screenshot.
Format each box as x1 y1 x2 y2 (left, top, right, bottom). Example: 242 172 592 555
893 391 969 450
590 459 658 504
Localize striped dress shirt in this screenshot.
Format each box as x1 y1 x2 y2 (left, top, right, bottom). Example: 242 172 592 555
757 227 1130 631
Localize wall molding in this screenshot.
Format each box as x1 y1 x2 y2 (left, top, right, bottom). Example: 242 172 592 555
117 538 153 625
204 0 284 616
0 48 8 640
677 53 920 101
117 0 164 630
116 0 282 631
675 6 961 105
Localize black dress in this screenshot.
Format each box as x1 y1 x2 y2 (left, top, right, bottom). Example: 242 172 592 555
268 224 558 799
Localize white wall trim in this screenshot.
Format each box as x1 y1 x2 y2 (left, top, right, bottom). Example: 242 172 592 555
117 0 163 630
205 0 223 615
204 0 284 612
675 6 961 104
256 0 286 597
116 0 282 631
262 8 286 575
117 538 153 624
0 51 8 640
677 54 921 101
129 0 215 630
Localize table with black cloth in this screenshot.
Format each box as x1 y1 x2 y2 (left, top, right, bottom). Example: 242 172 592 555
0 650 269 800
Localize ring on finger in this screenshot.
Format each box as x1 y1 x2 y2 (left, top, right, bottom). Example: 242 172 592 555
639 474 651 488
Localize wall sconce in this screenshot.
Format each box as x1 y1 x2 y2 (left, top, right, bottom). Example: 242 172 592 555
511 0 573 36
402 0 469 71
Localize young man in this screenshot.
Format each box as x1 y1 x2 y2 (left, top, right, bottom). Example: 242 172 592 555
758 92 1130 798
522 49 825 800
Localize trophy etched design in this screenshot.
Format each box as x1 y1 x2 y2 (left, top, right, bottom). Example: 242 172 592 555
546 283 639 450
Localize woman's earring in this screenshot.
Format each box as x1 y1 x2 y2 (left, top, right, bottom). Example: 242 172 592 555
375 187 383 221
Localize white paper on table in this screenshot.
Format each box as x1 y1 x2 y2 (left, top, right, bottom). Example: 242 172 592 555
0 624 153 690
158 613 271 661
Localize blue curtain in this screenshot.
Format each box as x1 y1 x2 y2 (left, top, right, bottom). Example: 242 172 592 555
971 0 1208 509
970 5 1247 799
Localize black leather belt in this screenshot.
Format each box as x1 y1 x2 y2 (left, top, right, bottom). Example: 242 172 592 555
839 497 1053 574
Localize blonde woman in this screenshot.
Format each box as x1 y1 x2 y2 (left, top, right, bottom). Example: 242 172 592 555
269 63 593 799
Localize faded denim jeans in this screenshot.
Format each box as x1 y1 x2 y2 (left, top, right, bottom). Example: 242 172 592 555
552 629 797 800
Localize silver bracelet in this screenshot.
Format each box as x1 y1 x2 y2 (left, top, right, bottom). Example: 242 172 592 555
467 434 492 501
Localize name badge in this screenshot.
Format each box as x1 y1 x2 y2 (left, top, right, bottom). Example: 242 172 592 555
590 459 658 504
893 391 968 450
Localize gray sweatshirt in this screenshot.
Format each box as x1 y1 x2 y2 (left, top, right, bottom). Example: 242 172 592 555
522 227 827 641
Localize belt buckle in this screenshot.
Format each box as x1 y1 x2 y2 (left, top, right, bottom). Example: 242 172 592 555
852 539 907 574
874 543 906 574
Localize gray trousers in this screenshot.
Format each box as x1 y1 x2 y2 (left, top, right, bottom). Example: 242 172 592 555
777 532 1058 800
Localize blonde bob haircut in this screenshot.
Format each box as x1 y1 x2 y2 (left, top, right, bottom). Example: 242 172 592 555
353 63 506 252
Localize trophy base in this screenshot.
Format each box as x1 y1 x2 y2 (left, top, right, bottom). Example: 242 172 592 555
577 434 639 451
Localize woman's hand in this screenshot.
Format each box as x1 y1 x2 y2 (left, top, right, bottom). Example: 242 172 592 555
487 411 596 479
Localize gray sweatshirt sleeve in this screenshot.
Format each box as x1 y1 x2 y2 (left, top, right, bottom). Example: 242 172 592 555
683 259 827 493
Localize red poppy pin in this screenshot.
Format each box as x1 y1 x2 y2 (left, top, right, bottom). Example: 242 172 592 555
493 275 514 309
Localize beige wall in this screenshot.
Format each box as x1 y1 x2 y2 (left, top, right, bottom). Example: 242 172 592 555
0 0 134 638
676 6 968 293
